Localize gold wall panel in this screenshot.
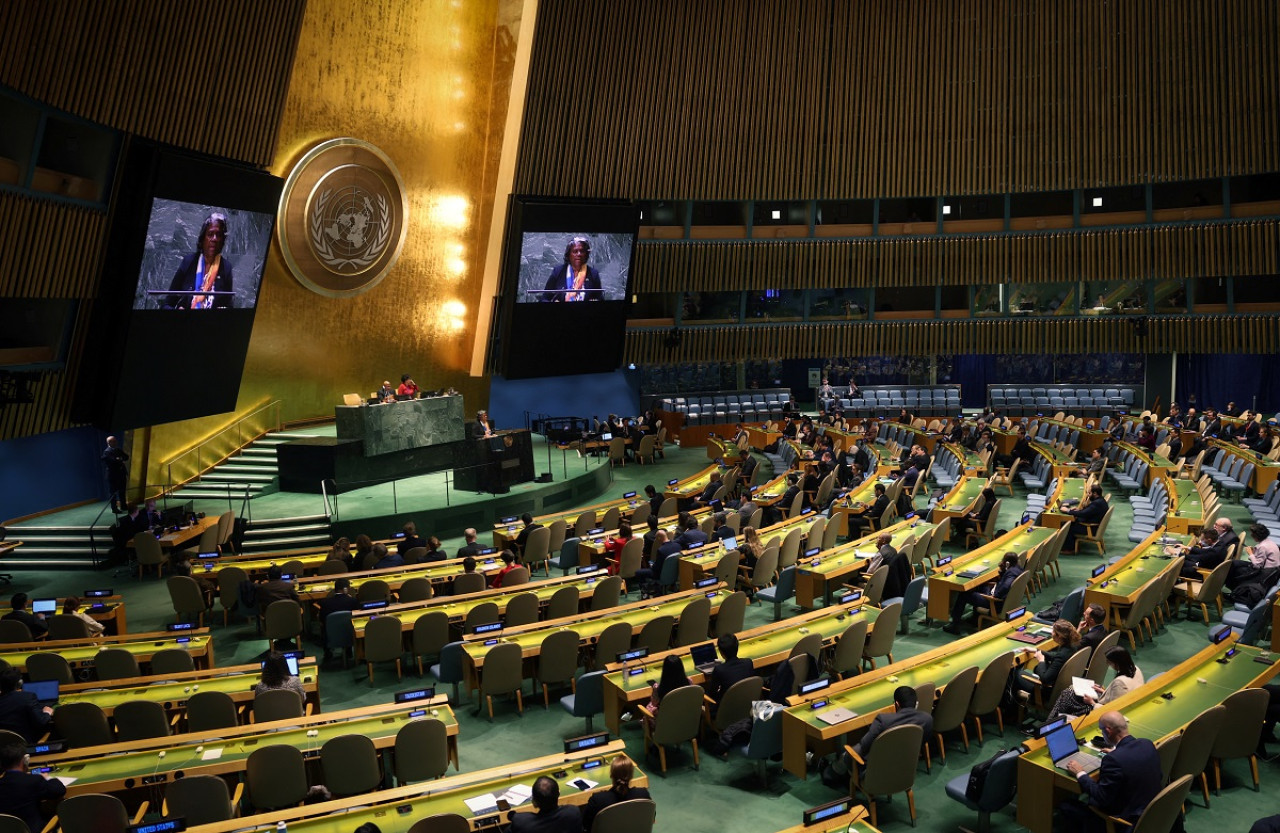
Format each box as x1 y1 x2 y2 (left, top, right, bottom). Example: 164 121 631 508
138 0 527 486
516 0 1280 200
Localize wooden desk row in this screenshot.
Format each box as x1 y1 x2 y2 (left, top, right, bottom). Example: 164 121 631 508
676 507 821 590
0 630 213 674
928 475 989 525
795 519 939 610
1084 528 1193 632
1208 437 1280 495
926 523 1059 621
1037 476 1091 529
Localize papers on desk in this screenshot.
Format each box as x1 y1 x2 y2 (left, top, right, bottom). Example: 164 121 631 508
568 777 598 791
817 707 858 725
500 784 532 806
201 747 224 761
53 777 77 786
1071 677 1096 698
464 794 499 815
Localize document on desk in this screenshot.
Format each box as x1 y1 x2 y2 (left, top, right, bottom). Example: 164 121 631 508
500 784 532 806
817 707 858 725
464 794 499 815
1071 677 1096 698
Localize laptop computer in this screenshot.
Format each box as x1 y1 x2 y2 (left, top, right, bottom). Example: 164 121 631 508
31 598 57 616
1044 722 1102 773
689 642 718 674
25 679 58 707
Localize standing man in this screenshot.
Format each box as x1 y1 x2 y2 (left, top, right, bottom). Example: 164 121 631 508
1058 711 1162 832
102 435 129 514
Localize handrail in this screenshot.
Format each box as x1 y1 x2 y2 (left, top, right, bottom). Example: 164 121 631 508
162 399 283 493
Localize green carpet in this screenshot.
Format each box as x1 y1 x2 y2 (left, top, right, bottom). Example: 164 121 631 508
7 446 1278 832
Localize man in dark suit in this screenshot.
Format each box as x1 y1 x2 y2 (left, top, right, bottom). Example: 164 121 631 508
651 530 682 582
944 552 1023 634
1216 518 1240 557
822 685 933 786
397 521 426 556
847 482 889 538
455 528 483 559
0 735 64 832
694 472 723 507
675 516 708 550
711 512 734 541
164 213 234 309
508 776 580 832
255 565 300 613
101 435 129 514
1 594 46 640
645 484 664 518
1059 711 1162 833
1173 526 1229 578
0 666 53 744
1078 604 1108 651
705 634 755 703
514 513 542 555
1063 485 1108 552
316 578 360 662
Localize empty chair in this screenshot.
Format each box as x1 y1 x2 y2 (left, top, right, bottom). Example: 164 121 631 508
546 585 580 620
642 684 705 774
53 701 113 747
93 648 140 681
862 602 902 669
967 651 1015 744
522 525 552 575
847 723 924 827
364 614 405 681
134 532 169 578
114 699 170 741
675 596 711 647
931 665 979 763
264 599 303 651
185 690 241 732
478 641 524 720
463 601 500 634
560 669 606 733
167 575 208 626
397 577 433 603
150 648 196 675
548 537 580 574
756 565 796 621
408 816 469 833
1084 630 1123 685
831 618 869 680
590 575 623 610
25 652 74 684
1209 687 1268 793
252 688 305 723
357 579 391 603
503 592 540 627
394 717 451 783
412 610 451 676
218 566 249 626
325 611 356 668
593 621 633 670
714 590 748 637
944 748 1021 833
321 733 382 797
246 744 309 811
55 794 144 833
637 616 674 655
535 629 580 708
1169 704 1227 807
163 775 242 826
429 641 466 704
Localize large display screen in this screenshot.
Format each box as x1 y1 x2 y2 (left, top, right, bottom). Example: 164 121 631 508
494 197 638 379
132 199 274 310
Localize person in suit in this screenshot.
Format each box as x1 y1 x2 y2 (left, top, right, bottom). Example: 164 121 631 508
580 757 651 832
472 411 496 439
710 512 734 541
1 594 46 640
0 735 65 832
101 435 130 514
1058 711 1162 832
316 578 360 661
0 665 52 744
164 213 234 309
694 471 723 507
1015 619 1081 698
705 633 755 703
514 513 543 555
944 552 1024 634
880 542 913 601
821 685 933 787
375 381 396 403
255 565 301 612
455 528 483 559
422 536 447 563
847 482 890 539
1172 526 1229 578
1215 518 1240 557
650 530 682 582
509 776 581 832
397 521 426 556
1063 485 1108 552
674 516 708 550
1077 604 1108 651
372 543 403 570
644 484 664 518
952 487 998 542
541 237 602 303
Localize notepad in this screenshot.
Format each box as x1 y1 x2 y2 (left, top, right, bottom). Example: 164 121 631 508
817 707 857 725
500 784 532 806
1071 677 1096 698
54 777 77 786
201 748 223 761
464 794 499 815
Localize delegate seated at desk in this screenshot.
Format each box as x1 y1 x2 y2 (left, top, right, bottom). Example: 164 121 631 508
2 594 46 640
0 736 65 833
508 776 581 833
1063 485 1108 551
943 553 1023 635
0 666 52 743
704 634 754 704
820 685 933 787
1014 619 1079 699
1058 711 1162 833
580 757 650 833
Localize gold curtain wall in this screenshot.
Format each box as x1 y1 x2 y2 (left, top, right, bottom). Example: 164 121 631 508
515 0 1280 199
631 220 1280 293
626 316 1280 365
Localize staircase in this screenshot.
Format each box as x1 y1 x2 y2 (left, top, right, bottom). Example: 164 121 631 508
238 514 332 554
1 525 106 569
168 431 322 502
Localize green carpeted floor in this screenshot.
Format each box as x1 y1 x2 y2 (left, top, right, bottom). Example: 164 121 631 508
6 443 1278 832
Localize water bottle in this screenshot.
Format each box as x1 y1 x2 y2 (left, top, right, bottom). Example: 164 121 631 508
277 822 287 833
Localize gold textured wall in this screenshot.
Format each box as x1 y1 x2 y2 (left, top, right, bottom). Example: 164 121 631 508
140 0 527 488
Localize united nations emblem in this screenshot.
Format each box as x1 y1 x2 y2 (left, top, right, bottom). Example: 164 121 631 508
277 139 408 297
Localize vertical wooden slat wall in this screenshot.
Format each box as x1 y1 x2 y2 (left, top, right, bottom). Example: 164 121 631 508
515 0 1280 199
0 1 308 441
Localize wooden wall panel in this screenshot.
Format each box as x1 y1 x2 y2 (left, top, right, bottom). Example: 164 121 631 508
516 0 1280 199
0 0 307 167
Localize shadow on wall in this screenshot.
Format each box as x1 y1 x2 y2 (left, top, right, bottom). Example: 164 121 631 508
487 371 641 433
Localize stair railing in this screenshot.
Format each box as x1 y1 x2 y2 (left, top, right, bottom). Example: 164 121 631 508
163 399 283 493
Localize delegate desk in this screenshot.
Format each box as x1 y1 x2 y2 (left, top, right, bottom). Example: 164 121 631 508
664 463 731 502
184 742 642 833
706 433 743 465
55 659 321 718
677 509 818 590
130 516 219 554
829 477 900 537
196 550 332 580
939 442 988 477
295 554 511 604
794 519 938 610
1115 441 1175 487
1084 529 1192 632
1208 438 1280 495
774 806 881 833
1037 477 1090 529
927 476 988 524
1016 637 1280 833
575 507 712 569
1031 441 1076 480
349 571 611 654
602 597 879 736
0 630 214 674
35 698 459 801
459 584 734 695
782 614 1047 778
749 472 791 507
1164 476 1208 536
1039 418 1107 454
42 595 128 634
926 523 1057 621
746 424 782 451
492 492 653 549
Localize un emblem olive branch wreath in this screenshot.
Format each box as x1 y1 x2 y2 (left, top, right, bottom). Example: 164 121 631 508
309 189 393 272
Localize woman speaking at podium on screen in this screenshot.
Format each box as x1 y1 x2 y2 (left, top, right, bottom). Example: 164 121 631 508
166 213 234 309
541 237 602 302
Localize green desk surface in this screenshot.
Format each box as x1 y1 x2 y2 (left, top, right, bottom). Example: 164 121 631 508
1032 442 1073 464
665 463 725 497
798 520 935 580
1116 442 1174 468
188 750 642 833
195 552 331 577
1021 642 1280 772
1169 478 1204 519
606 602 882 696
1210 439 1280 470
298 556 507 599
936 476 987 511
494 495 649 534
788 617 1048 732
941 442 986 472
41 700 457 795
1043 477 1088 515
751 472 791 504
932 524 1056 590
0 634 212 670
350 573 605 636
54 666 318 714
462 588 732 664
1091 533 1191 597
834 477 898 512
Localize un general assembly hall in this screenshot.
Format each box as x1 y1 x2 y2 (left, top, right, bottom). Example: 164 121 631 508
2 2 1280 833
